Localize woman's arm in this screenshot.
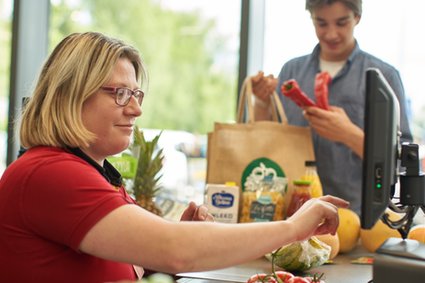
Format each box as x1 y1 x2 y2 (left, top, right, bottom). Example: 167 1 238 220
80 196 348 274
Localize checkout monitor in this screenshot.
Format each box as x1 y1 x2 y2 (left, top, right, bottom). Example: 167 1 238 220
361 68 400 229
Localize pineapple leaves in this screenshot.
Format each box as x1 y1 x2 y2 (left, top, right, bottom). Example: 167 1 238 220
132 125 164 200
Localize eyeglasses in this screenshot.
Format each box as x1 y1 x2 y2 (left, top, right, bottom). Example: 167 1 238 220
100 86 145 106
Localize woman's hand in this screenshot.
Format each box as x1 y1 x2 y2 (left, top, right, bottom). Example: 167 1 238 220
286 195 349 241
180 201 214 222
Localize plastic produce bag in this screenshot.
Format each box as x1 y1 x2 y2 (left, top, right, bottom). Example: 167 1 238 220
265 237 331 272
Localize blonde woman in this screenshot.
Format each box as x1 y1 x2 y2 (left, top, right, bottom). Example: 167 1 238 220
0 32 348 283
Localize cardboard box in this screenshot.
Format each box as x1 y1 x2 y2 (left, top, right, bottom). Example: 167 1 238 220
204 183 240 223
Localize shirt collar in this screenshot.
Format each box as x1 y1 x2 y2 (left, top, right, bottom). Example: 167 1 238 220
310 40 360 78
67 147 123 187
347 40 360 63
310 40 360 66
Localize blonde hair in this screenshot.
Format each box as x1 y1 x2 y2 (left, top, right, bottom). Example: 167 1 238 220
20 32 146 149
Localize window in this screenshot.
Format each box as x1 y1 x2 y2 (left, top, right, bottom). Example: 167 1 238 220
0 0 13 175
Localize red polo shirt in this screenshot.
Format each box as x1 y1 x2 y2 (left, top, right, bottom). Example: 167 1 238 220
0 146 138 283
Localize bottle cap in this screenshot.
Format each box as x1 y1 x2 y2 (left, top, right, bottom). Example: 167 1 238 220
305 160 317 167
293 180 312 186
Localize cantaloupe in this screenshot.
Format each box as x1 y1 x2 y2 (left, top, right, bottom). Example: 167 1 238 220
360 209 402 253
336 208 361 253
315 233 340 259
408 224 425 243
266 237 330 271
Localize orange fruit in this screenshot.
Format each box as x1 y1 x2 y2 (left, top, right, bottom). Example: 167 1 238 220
336 208 360 253
408 225 425 243
360 209 402 253
316 233 340 259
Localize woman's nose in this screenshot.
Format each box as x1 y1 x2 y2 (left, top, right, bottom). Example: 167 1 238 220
125 96 142 117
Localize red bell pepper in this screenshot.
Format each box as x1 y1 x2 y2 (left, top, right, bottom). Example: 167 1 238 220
281 79 316 108
314 71 331 110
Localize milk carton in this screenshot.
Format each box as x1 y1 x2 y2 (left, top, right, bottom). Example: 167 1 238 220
204 182 240 223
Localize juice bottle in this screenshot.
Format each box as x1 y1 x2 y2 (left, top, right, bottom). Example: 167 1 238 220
286 180 312 217
301 160 323 198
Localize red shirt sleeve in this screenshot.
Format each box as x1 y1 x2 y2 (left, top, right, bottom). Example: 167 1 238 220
20 152 135 250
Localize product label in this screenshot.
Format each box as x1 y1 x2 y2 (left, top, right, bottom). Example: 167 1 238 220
211 192 234 208
249 196 276 221
241 157 286 191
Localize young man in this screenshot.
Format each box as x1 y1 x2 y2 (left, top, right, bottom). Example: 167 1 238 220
252 0 412 215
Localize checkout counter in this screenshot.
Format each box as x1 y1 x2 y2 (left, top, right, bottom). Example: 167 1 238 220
177 238 425 283
177 245 374 283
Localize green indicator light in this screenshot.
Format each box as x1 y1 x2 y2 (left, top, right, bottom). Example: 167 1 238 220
376 183 382 189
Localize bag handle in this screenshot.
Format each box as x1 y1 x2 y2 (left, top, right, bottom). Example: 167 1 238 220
237 76 288 124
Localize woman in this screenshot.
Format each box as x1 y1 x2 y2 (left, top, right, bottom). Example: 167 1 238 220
0 32 348 283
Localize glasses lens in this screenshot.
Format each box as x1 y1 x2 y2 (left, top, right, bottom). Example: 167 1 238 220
135 90 144 105
116 88 131 106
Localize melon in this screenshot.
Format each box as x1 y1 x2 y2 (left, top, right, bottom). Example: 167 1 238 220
315 233 339 259
336 208 360 253
408 224 425 243
265 237 330 271
360 209 402 253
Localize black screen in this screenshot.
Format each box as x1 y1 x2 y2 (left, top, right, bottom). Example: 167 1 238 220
361 68 400 229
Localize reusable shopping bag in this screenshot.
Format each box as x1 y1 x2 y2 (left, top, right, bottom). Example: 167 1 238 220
206 76 315 194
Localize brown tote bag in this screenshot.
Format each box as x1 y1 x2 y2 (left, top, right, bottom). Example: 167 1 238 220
206 77 315 191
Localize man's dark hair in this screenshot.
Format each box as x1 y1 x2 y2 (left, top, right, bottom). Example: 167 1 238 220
305 0 362 16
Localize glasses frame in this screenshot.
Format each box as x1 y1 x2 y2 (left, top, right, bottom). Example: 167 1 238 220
100 86 145 106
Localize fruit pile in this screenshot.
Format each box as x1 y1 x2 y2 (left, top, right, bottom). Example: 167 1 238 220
251 238 327 282
247 271 325 283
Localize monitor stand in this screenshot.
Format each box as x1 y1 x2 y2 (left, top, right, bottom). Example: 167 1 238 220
373 238 425 282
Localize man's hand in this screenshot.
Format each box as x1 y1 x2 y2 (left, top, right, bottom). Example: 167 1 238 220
304 106 364 158
303 106 353 142
180 201 214 222
251 71 278 106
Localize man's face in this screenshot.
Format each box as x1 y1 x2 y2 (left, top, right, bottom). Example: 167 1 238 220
311 2 360 61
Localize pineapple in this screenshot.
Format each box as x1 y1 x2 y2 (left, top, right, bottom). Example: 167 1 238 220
131 126 164 216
